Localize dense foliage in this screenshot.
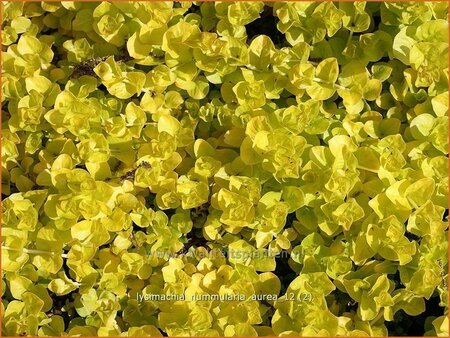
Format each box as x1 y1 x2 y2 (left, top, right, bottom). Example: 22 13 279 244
1 1 449 337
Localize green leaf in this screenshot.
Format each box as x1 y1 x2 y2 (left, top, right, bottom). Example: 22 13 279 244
315 57 339 84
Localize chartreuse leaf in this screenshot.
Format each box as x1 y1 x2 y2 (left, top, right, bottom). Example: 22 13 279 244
248 35 276 70
233 80 266 109
48 272 80 295
216 188 254 230
228 240 276 272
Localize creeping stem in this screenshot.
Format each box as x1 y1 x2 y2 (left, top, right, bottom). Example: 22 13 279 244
2 245 68 258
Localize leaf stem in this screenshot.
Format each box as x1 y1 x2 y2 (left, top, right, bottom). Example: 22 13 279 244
346 31 354 49
334 83 347 90
312 77 347 90
370 311 384 326
2 246 68 259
